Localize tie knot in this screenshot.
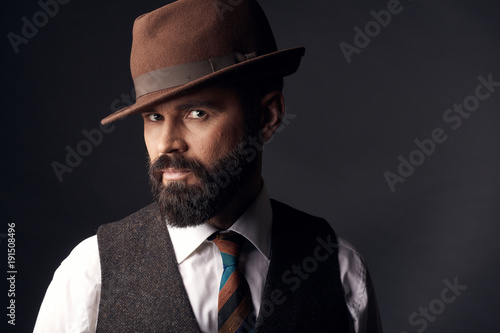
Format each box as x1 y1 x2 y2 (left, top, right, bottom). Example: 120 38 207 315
209 231 245 267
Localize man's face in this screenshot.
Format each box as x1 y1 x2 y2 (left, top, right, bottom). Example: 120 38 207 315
143 86 258 227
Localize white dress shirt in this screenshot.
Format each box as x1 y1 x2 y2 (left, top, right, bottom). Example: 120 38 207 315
34 186 381 332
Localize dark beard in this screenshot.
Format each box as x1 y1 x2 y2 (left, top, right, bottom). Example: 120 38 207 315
148 138 257 228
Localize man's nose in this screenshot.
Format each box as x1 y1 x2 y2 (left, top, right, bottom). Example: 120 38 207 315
156 119 188 154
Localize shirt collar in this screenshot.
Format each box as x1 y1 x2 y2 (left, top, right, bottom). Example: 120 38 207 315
167 183 272 264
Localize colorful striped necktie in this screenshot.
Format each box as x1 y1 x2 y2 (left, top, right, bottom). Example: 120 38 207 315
209 231 256 333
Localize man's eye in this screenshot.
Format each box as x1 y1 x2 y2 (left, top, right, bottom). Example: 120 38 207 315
187 110 207 119
146 114 163 122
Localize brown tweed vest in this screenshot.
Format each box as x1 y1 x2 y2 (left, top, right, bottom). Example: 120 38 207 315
96 200 349 332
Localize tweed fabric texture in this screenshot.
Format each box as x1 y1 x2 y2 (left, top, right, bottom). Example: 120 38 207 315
96 203 201 332
96 200 350 332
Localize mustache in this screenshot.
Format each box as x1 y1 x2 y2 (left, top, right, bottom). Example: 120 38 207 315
148 154 207 179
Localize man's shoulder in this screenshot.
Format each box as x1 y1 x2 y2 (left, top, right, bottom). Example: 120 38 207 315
269 199 342 260
96 203 165 252
48 235 100 285
62 235 99 267
271 199 368 270
270 199 326 219
97 202 159 233
270 199 333 231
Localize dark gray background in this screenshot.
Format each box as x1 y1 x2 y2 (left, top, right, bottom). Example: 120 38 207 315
2 0 499 332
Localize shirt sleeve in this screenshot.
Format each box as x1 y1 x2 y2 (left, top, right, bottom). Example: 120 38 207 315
33 236 101 333
337 237 383 333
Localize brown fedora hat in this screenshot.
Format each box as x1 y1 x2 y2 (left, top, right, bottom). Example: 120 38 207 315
101 0 305 125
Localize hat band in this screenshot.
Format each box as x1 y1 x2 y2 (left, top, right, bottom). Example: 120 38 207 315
133 51 257 98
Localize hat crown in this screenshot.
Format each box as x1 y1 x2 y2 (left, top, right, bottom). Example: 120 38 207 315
130 0 278 78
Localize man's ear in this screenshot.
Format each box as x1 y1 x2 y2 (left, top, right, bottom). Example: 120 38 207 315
259 90 285 142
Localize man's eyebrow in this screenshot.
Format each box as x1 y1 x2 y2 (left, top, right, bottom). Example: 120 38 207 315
174 100 221 112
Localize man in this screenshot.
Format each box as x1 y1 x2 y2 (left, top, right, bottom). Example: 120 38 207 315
35 0 382 332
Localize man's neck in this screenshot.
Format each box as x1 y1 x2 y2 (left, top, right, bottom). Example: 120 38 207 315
207 175 262 231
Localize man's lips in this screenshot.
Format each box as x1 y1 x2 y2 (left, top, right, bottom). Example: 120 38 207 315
161 168 191 181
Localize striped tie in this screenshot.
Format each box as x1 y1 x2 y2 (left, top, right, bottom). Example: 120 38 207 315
210 231 255 333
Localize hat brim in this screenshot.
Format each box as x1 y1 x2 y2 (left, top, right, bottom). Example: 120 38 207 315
101 47 305 125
